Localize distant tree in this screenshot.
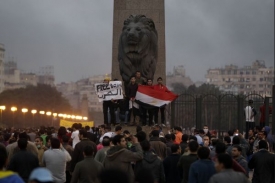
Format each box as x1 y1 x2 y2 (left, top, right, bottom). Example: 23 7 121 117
0 84 72 127
0 84 71 112
170 82 187 94
186 83 222 95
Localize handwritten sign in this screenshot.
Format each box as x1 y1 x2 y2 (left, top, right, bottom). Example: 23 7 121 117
95 81 123 102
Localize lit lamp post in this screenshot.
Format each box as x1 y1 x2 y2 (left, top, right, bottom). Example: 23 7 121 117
21 108 28 128
11 107 17 127
83 117 88 121
39 111 45 127
52 113 57 126
0 106 6 124
31 110 37 127
46 112 52 126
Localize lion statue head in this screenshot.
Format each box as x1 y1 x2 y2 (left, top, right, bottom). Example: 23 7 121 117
118 15 158 86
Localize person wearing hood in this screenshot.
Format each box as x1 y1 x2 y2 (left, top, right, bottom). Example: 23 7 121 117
103 134 143 183
135 140 165 183
263 126 274 152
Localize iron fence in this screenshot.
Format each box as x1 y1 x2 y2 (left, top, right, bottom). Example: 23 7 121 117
171 92 272 137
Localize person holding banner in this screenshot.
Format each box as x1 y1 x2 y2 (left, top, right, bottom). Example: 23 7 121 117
127 76 139 126
102 78 116 126
153 77 170 127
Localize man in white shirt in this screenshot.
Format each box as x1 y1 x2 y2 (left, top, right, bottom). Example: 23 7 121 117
70 123 80 148
99 126 114 143
244 100 257 139
194 129 203 145
43 138 71 183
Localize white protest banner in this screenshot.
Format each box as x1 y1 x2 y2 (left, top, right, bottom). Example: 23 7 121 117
95 81 123 102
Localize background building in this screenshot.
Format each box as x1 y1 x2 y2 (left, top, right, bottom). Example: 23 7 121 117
166 65 193 90
0 44 5 93
205 60 274 96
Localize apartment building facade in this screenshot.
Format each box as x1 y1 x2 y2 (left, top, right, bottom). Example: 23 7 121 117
0 44 5 93
205 60 274 96
56 74 109 112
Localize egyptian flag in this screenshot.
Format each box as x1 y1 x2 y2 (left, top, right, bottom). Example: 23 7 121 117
135 85 178 108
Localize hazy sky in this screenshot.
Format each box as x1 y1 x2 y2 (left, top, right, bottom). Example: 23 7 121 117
0 0 273 83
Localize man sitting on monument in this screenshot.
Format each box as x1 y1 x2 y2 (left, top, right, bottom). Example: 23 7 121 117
135 71 146 85
153 77 170 127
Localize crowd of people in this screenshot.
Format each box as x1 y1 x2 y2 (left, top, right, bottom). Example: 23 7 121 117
0 122 274 183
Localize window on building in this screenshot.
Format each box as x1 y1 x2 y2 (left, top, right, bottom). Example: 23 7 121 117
259 84 263 88
259 78 263 81
246 71 250 74
252 70 257 75
252 78 256 81
221 70 225 75
227 71 231 75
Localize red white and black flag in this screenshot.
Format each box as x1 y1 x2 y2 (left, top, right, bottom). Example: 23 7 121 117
135 85 178 107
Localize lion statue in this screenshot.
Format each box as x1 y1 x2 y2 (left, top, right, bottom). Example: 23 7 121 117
118 14 158 86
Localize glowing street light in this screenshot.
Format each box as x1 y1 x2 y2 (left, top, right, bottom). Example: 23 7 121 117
11 107 17 127
22 108 28 127
39 111 45 126
0 105 6 124
46 112 52 116
31 110 37 127
83 117 88 120
46 112 51 126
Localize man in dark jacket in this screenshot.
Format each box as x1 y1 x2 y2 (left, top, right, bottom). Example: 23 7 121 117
178 141 199 183
248 140 275 183
180 134 189 154
104 134 143 183
163 144 181 183
8 138 39 182
135 140 165 183
149 130 167 160
71 146 103 183
189 147 216 183
232 145 249 177
70 130 97 173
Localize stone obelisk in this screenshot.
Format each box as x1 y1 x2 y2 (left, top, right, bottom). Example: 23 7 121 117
111 0 166 84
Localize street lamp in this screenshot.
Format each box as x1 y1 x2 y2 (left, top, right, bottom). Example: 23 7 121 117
31 110 37 127
39 111 45 127
11 107 17 127
46 112 52 126
83 117 88 120
21 108 28 128
52 113 57 126
0 105 6 124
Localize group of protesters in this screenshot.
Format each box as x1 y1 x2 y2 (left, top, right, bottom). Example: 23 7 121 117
102 71 171 127
0 121 274 183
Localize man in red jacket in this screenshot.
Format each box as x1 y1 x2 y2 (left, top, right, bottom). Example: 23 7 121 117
153 77 170 127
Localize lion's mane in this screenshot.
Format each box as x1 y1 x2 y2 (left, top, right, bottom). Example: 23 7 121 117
118 15 158 85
